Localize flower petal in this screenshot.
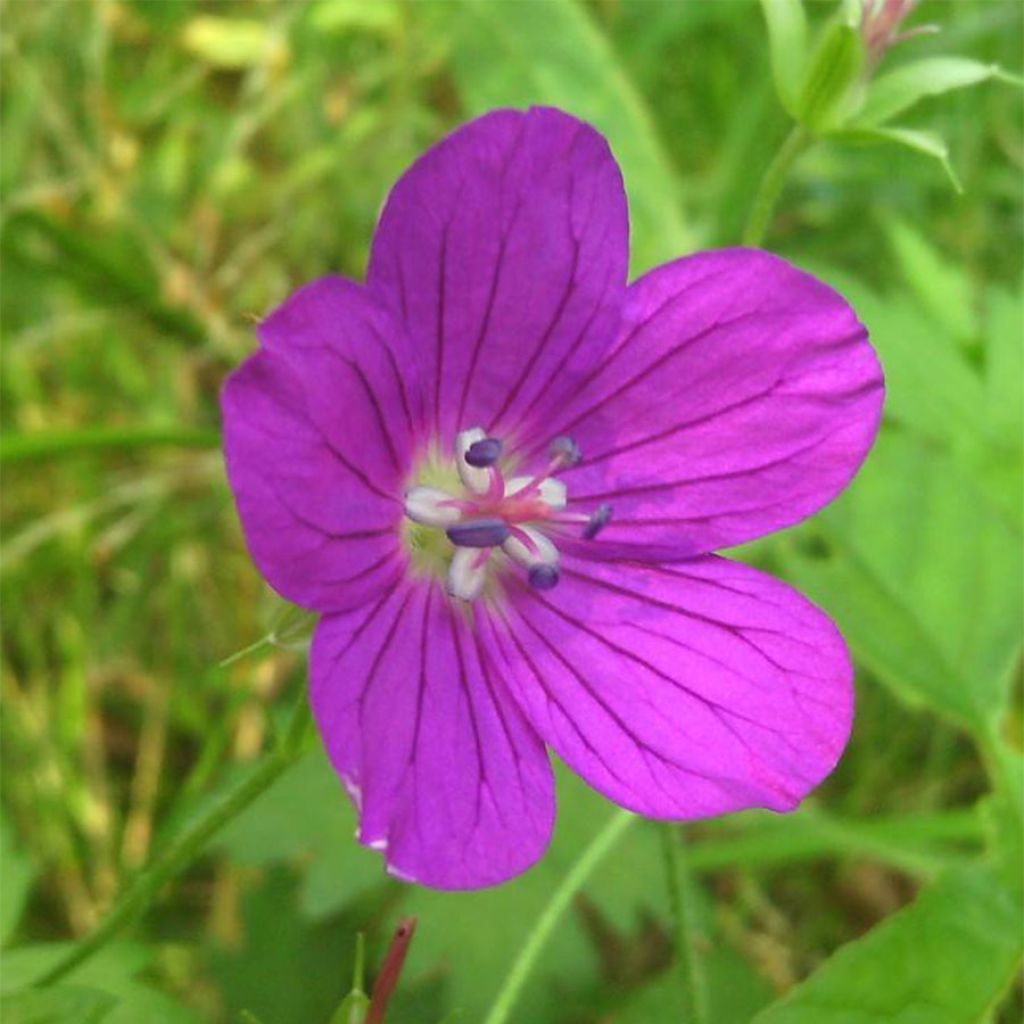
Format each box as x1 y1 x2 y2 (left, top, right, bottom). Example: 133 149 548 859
482 553 853 819
368 107 628 450
311 580 555 889
545 250 884 559
222 279 422 611
257 276 426 479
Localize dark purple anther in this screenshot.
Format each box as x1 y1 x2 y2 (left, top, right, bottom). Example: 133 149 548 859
528 564 560 591
465 436 503 468
549 435 581 466
582 503 613 540
446 519 510 548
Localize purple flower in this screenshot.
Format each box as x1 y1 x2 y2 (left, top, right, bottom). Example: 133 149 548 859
222 108 883 890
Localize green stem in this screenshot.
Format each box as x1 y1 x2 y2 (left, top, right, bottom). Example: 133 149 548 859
34 696 311 988
660 824 709 1024
741 126 811 247
1 425 220 464
483 809 634 1024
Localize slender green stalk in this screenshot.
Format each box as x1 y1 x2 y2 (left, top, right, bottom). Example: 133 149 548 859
34 696 311 988
660 824 709 1024
483 809 635 1024
741 126 811 247
1 425 220 464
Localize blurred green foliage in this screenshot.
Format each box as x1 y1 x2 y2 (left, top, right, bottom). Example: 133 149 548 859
1 1 1021 1022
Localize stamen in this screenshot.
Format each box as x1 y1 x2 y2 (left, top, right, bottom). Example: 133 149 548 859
405 486 463 527
456 427 494 495
506 476 567 510
548 435 581 467
446 519 511 548
405 428 594 602
503 525 558 570
582 503 613 540
448 547 490 601
528 564 560 591
465 436 503 468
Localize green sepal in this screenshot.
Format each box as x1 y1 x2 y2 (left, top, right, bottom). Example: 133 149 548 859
856 56 1024 127
794 15 866 135
832 125 962 192
758 0 809 116
328 933 370 1024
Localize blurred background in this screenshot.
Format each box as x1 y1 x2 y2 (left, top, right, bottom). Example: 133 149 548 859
1 1 1021 1022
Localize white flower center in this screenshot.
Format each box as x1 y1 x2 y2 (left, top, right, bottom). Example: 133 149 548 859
403 427 609 601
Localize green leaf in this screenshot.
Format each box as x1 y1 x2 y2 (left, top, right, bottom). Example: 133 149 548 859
0 944 202 1024
758 0 809 115
783 433 1022 733
207 868 365 1024
977 742 1024 897
833 125 962 191
0 986 117 1024
440 0 697 273
984 287 1024 442
216 749 383 920
794 17 865 135
884 220 975 342
752 867 1023 1023
856 57 1024 127
0 809 34 946
618 944 774 1023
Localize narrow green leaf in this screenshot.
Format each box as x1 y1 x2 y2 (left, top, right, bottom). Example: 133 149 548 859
757 0 809 115
752 867 1023 1024
833 125 962 191
794 18 865 134
857 57 1024 127
440 0 697 272
0 426 220 464
0 986 117 1024
2 211 208 347
0 810 34 946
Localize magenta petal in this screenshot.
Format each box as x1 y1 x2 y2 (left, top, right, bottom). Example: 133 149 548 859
256 276 426 480
483 553 853 819
311 580 555 889
222 279 419 612
368 107 628 449
547 250 884 559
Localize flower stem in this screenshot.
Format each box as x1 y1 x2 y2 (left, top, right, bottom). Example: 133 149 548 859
34 694 311 988
741 126 811 247
483 809 635 1024
660 823 709 1024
